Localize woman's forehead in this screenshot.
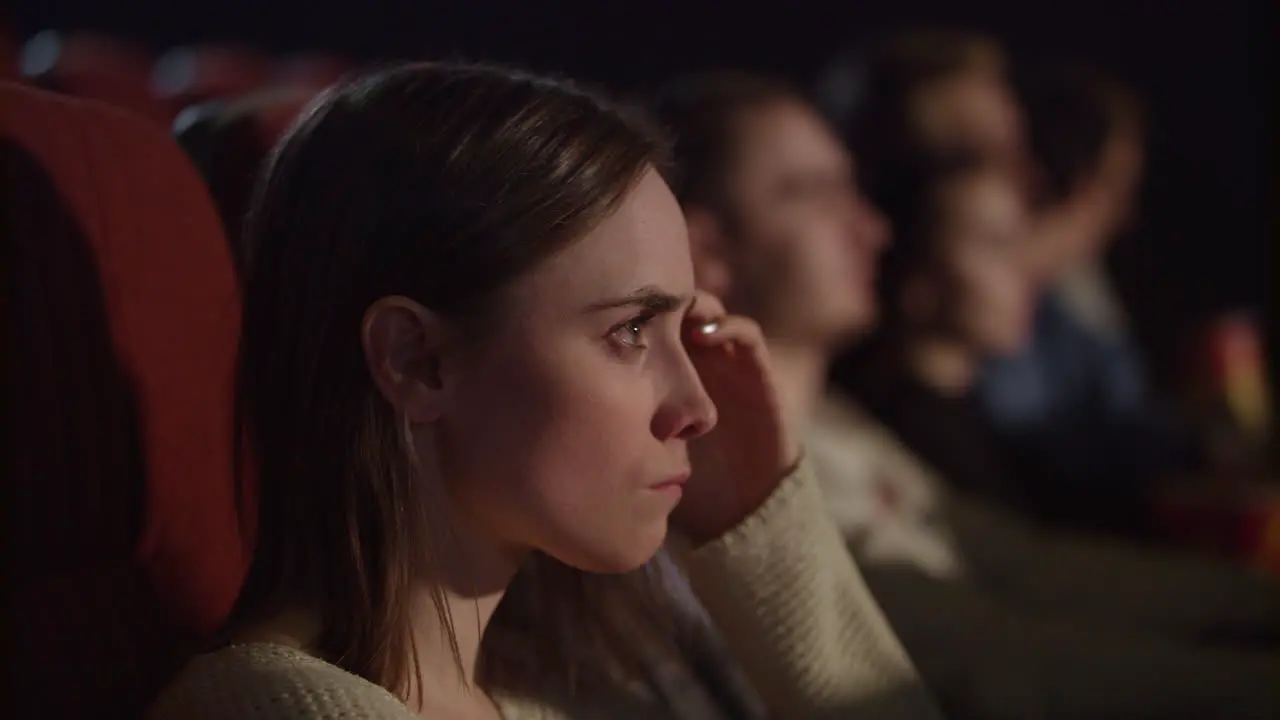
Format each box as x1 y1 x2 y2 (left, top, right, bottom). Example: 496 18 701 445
501 170 694 312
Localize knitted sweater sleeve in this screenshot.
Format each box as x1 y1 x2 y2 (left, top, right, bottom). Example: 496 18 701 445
147 644 576 720
148 644 419 719
683 460 942 719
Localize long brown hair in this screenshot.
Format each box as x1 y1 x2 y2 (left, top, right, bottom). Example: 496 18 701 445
229 61 686 703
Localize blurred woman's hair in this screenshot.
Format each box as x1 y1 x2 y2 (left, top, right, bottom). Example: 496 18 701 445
227 61 689 703
1019 62 1144 205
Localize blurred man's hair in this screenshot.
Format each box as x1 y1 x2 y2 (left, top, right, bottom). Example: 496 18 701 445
874 27 1004 84
815 27 1007 210
817 27 1005 132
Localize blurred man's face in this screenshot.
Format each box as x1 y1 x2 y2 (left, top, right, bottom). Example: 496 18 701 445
716 99 889 347
919 169 1037 357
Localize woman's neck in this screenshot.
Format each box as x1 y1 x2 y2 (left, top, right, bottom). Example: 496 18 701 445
405 583 509 716
902 333 978 397
235 510 522 717
405 509 524 715
767 339 831 434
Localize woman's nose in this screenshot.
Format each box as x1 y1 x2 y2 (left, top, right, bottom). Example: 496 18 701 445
651 358 718 442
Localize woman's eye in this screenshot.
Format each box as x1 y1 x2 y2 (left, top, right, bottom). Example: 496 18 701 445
609 313 655 351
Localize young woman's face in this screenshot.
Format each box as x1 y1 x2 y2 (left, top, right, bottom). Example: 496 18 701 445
925 170 1036 357
439 169 717 573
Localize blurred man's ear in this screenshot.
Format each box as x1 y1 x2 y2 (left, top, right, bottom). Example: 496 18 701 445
685 206 732 299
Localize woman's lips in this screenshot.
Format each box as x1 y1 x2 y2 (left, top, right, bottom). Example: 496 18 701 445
650 471 691 496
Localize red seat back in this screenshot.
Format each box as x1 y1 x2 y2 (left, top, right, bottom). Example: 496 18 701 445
152 44 271 108
19 31 172 123
272 53 354 92
3 82 244 715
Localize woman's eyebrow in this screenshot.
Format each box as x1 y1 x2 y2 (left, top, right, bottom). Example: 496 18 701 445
583 286 690 314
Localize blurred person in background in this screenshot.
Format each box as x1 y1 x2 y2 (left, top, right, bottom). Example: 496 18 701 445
844 157 1038 504
150 61 937 720
820 31 1192 535
978 62 1197 535
653 70 960 575
819 28 1034 513
816 28 1032 216
655 69 1279 720
846 152 1279 719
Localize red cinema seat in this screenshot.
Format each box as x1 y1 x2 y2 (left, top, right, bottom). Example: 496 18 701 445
19 31 173 123
271 53 354 92
152 43 272 108
3 82 245 716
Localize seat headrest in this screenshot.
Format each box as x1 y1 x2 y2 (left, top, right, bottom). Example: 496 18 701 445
152 44 271 108
19 31 172 122
3 81 244 714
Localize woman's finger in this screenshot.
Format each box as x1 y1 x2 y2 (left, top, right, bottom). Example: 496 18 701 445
685 290 728 326
687 314 765 352
687 316 772 376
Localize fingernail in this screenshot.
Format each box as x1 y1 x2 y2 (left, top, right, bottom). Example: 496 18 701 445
699 321 720 335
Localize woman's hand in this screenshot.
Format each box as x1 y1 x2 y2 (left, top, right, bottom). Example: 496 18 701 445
671 291 801 544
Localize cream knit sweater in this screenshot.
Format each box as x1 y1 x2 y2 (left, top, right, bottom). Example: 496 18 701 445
151 463 939 719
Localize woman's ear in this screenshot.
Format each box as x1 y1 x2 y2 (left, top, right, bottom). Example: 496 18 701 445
362 296 448 423
685 206 732 299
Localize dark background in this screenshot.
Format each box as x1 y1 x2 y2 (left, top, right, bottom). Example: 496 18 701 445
12 0 1275 386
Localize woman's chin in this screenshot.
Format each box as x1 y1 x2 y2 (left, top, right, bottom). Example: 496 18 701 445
549 522 668 574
